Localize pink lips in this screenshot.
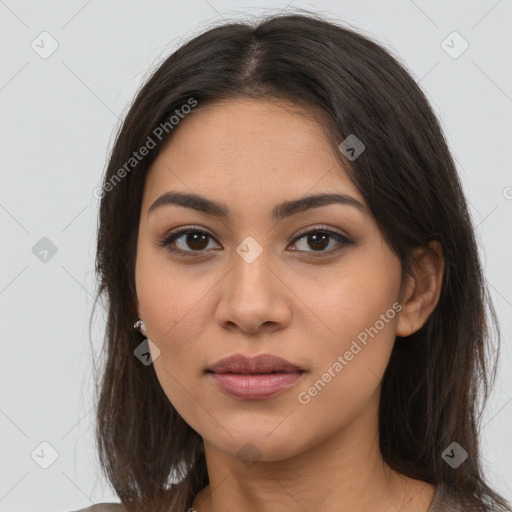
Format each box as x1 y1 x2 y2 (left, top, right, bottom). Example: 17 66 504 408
207 353 305 400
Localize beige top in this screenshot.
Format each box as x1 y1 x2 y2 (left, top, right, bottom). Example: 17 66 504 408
69 484 465 511
70 506 124 512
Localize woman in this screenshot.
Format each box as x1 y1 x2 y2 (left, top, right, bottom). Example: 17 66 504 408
74 11 511 512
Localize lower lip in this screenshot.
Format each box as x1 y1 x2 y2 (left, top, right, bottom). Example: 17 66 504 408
209 372 304 399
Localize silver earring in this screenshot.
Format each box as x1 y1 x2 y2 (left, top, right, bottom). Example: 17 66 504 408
134 319 147 337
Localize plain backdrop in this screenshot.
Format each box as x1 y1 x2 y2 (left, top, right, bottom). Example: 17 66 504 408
0 0 511 510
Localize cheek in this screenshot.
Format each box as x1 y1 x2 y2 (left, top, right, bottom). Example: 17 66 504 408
292 311 398 447
298 258 401 407
315 255 400 343
310 308 398 398
135 246 218 409
135 244 213 348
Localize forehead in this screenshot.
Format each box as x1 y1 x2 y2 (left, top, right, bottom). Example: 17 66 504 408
143 98 364 213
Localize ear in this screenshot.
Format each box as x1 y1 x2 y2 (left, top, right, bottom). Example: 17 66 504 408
136 301 141 319
396 240 444 337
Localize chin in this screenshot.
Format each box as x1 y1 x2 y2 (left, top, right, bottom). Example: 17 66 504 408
214 429 307 464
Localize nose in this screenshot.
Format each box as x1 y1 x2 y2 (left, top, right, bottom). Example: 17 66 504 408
215 249 292 335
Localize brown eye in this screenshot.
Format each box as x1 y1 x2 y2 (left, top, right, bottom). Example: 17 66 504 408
180 231 209 251
304 232 330 251
290 228 352 254
160 228 220 256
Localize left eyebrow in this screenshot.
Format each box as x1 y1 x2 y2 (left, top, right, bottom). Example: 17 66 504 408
148 191 367 220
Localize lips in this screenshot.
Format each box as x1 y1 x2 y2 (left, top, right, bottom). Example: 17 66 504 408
206 353 305 399
207 353 304 375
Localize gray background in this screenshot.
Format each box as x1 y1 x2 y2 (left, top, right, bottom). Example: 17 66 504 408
0 0 511 510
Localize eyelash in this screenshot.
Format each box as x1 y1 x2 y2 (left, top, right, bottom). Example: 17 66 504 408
157 225 353 258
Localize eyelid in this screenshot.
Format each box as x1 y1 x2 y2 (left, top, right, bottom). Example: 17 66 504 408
292 224 350 242
164 224 215 238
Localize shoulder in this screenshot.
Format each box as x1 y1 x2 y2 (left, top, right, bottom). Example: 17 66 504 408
69 504 125 512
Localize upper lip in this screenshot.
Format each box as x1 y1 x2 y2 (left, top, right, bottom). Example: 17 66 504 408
207 353 304 374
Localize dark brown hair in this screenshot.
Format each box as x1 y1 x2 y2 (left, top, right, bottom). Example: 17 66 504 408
92 10 511 512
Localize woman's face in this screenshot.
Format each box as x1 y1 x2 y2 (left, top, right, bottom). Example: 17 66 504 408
135 98 408 462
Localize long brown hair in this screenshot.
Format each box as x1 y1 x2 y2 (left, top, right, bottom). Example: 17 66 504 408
92 10 511 512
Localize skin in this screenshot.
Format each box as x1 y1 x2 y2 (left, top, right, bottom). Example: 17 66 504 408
134 98 444 512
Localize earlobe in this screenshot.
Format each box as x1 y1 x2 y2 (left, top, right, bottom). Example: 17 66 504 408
135 302 147 337
396 240 444 337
